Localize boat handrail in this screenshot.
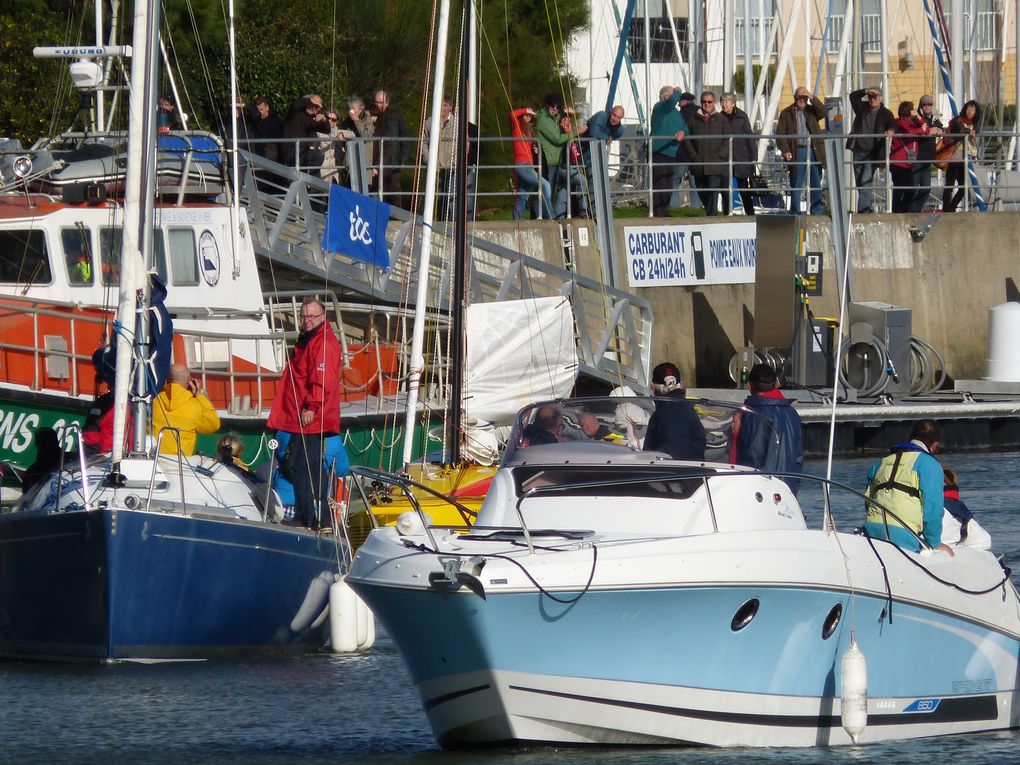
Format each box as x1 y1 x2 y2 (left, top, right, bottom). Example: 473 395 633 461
150 428 187 514
353 460 932 555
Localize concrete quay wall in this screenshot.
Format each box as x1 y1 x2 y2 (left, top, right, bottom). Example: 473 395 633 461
474 213 1020 387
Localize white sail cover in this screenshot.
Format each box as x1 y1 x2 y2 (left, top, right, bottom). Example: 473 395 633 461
463 296 577 425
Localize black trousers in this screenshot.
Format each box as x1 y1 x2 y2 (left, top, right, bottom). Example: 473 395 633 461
286 433 330 529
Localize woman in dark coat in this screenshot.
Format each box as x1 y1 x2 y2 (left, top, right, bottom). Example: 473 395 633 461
720 93 759 216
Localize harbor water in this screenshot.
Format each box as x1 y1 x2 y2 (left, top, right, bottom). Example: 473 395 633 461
4 452 1020 765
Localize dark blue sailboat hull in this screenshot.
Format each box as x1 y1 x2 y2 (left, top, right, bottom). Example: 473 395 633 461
0 508 340 661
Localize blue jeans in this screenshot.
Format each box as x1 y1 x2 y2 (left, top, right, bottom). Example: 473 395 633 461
790 147 824 215
853 151 881 212
513 165 552 219
670 163 701 209
550 165 587 219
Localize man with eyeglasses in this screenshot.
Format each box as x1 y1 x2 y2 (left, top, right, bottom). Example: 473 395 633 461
267 298 342 531
913 95 945 212
686 90 729 215
776 86 827 215
847 86 896 213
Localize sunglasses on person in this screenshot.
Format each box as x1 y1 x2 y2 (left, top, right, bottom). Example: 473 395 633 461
701 99 714 105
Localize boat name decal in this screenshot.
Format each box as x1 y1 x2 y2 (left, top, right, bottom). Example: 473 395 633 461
902 698 941 713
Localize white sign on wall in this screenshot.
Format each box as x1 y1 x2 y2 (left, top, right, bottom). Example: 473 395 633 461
623 222 757 287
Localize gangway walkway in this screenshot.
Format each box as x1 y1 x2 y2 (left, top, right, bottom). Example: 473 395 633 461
238 151 653 393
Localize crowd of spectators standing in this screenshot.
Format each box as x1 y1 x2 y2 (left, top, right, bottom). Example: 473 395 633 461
217 82 985 219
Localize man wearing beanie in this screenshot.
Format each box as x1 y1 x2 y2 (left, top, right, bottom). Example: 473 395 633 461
734 363 804 494
643 362 706 460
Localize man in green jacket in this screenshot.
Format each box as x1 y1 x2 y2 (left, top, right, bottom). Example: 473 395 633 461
649 85 689 217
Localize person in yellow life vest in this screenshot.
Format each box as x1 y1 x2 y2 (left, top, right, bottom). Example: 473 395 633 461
864 419 954 556
67 251 92 285
151 364 221 456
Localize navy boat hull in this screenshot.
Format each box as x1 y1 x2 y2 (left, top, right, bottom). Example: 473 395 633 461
0 508 340 661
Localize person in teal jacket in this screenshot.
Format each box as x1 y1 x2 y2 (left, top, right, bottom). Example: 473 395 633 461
649 85 689 217
864 419 954 555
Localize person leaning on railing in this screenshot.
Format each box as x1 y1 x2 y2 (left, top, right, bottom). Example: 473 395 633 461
775 86 827 215
686 91 730 216
719 93 758 216
889 101 930 213
846 86 896 214
912 95 944 212
941 100 980 213
649 85 689 218
509 106 553 220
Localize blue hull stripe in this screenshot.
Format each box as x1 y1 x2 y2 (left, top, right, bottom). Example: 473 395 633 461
422 684 492 712
501 685 1000 728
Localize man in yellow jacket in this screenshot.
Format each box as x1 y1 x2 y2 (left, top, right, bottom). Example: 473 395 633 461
151 364 221 455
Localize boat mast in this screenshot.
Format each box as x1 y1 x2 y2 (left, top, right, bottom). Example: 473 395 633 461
448 0 472 466
112 0 161 465
401 0 453 467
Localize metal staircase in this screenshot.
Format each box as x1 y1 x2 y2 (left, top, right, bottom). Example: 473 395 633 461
238 152 654 393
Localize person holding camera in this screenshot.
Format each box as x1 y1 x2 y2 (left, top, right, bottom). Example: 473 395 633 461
151 364 221 456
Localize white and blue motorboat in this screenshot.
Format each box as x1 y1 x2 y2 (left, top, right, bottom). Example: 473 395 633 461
347 396 1020 748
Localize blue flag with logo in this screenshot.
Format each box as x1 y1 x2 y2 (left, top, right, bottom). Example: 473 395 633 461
322 185 391 269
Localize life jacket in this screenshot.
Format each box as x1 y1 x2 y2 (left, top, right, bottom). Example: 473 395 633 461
865 447 924 535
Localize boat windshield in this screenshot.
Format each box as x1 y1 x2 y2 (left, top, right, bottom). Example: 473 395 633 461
503 396 780 468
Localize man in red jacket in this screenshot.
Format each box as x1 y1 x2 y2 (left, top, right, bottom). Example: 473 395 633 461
267 298 341 530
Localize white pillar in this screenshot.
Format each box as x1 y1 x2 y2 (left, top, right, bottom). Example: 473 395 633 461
951 0 964 105
879 0 889 104
723 0 735 92
743 0 753 113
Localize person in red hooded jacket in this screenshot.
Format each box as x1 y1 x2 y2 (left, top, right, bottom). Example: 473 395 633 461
267 298 341 530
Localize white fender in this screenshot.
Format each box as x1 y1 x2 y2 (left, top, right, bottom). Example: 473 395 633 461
355 590 375 650
841 635 868 743
329 578 360 653
289 571 333 634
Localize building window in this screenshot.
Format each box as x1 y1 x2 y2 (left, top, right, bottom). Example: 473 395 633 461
825 0 882 53
735 0 777 57
627 16 689 64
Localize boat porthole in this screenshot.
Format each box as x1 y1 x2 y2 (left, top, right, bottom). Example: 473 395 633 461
822 603 843 639
730 598 760 632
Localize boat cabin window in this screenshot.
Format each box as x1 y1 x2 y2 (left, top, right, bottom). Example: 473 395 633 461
61 227 94 286
168 228 198 285
99 227 122 286
153 230 168 283
0 230 52 285
514 465 707 499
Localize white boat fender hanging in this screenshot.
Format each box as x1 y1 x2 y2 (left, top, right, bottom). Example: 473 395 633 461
330 577 360 653
290 570 333 634
841 634 868 743
356 590 376 650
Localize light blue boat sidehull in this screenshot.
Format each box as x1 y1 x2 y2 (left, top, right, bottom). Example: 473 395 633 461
354 581 1018 745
